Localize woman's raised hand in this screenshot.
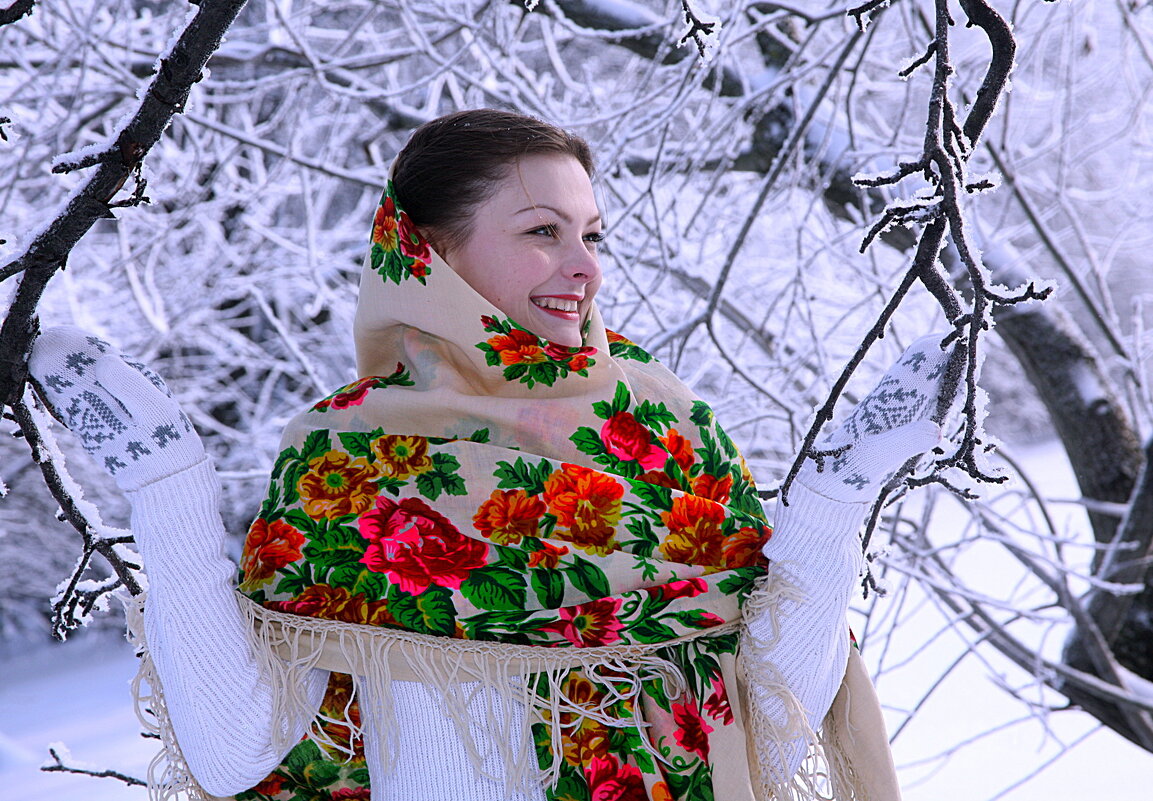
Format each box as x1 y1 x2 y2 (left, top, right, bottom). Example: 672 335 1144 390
28 325 206 492
796 333 962 505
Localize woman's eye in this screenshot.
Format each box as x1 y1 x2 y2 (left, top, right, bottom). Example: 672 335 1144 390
583 231 606 244
529 224 560 237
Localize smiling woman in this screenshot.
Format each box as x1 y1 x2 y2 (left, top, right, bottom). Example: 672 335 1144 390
26 108 960 801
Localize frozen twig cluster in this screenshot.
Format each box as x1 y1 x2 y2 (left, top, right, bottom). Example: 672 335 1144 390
0 0 248 639
779 0 1052 586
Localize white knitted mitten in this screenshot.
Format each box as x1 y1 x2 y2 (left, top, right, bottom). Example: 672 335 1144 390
798 333 960 504
28 325 205 491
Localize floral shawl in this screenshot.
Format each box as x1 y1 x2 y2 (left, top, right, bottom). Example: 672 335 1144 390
206 183 887 801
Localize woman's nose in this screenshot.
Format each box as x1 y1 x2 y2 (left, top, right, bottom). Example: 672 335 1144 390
564 240 601 284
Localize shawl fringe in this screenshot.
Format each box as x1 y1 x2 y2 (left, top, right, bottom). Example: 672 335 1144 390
121 570 893 801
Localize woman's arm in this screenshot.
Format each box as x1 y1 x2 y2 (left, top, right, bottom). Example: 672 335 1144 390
745 334 958 783
29 327 328 797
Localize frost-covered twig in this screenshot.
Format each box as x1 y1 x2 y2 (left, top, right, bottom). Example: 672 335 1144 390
41 745 147 787
676 0 721 59
781 0 1043 518
0 0 34 28
12 394 142 639
0 0 248 637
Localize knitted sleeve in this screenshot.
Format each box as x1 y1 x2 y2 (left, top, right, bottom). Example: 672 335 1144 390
127 459 330 797
748 481 871 783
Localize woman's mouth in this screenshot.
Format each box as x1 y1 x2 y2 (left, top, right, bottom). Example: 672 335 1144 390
532 296 580 319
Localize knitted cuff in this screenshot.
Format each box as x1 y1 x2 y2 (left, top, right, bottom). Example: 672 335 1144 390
126 457 233 579
764 481 869 563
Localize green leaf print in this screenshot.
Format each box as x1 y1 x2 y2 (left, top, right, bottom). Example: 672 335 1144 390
338 431 374 460
301 429 332 461
609 381 631 416
415 452 467 500
564 555 611 599
633 399 678 431
303 759 341 788
689 400 713 427
330 564 390 601
390 586 457 635
302 520 367 569
530 567 565 608
460 566 528 611
630 481 673 512
628 618 679 643
494 456 553 494
570 427 606 457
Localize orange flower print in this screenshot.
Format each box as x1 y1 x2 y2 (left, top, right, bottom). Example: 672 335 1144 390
693 472 733 504
540 598 624 647
472 489 547 545
297 451 378 520
672 699 714 761
637 469 681 490
552 674 612 767
652 781 674 801
723 524 770 569
659 494 726 566
543 464 624 556
527 540 570 569
316 673 363 759
660 428 695 472
372 197 398 251
238 518 305 591
371 435 433 479
487 328 546 365
271 584 396 627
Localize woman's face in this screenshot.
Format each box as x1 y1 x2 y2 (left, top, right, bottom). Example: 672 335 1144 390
439 154 603 347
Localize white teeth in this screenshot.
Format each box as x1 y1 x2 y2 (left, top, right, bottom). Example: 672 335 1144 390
533 297 578 312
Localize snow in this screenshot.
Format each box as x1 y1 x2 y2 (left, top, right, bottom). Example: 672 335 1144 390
0 635 152 801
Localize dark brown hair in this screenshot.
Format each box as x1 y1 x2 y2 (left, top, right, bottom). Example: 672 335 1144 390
391 109 595 254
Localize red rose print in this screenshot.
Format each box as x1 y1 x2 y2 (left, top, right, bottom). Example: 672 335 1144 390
539 598 624 647
397 210 430 265
331 789 371 800
585 754 648 801
600 412 666 470
329 377 376 410
644 576 707 602
358 496 488 594
239 518 305 591
703 674 734 725
672 699 714 760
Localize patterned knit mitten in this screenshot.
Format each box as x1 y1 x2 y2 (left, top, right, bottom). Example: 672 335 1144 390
28 326 205 492
797 333 962 504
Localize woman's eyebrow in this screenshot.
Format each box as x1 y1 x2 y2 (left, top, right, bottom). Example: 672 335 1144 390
514 204 601 226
